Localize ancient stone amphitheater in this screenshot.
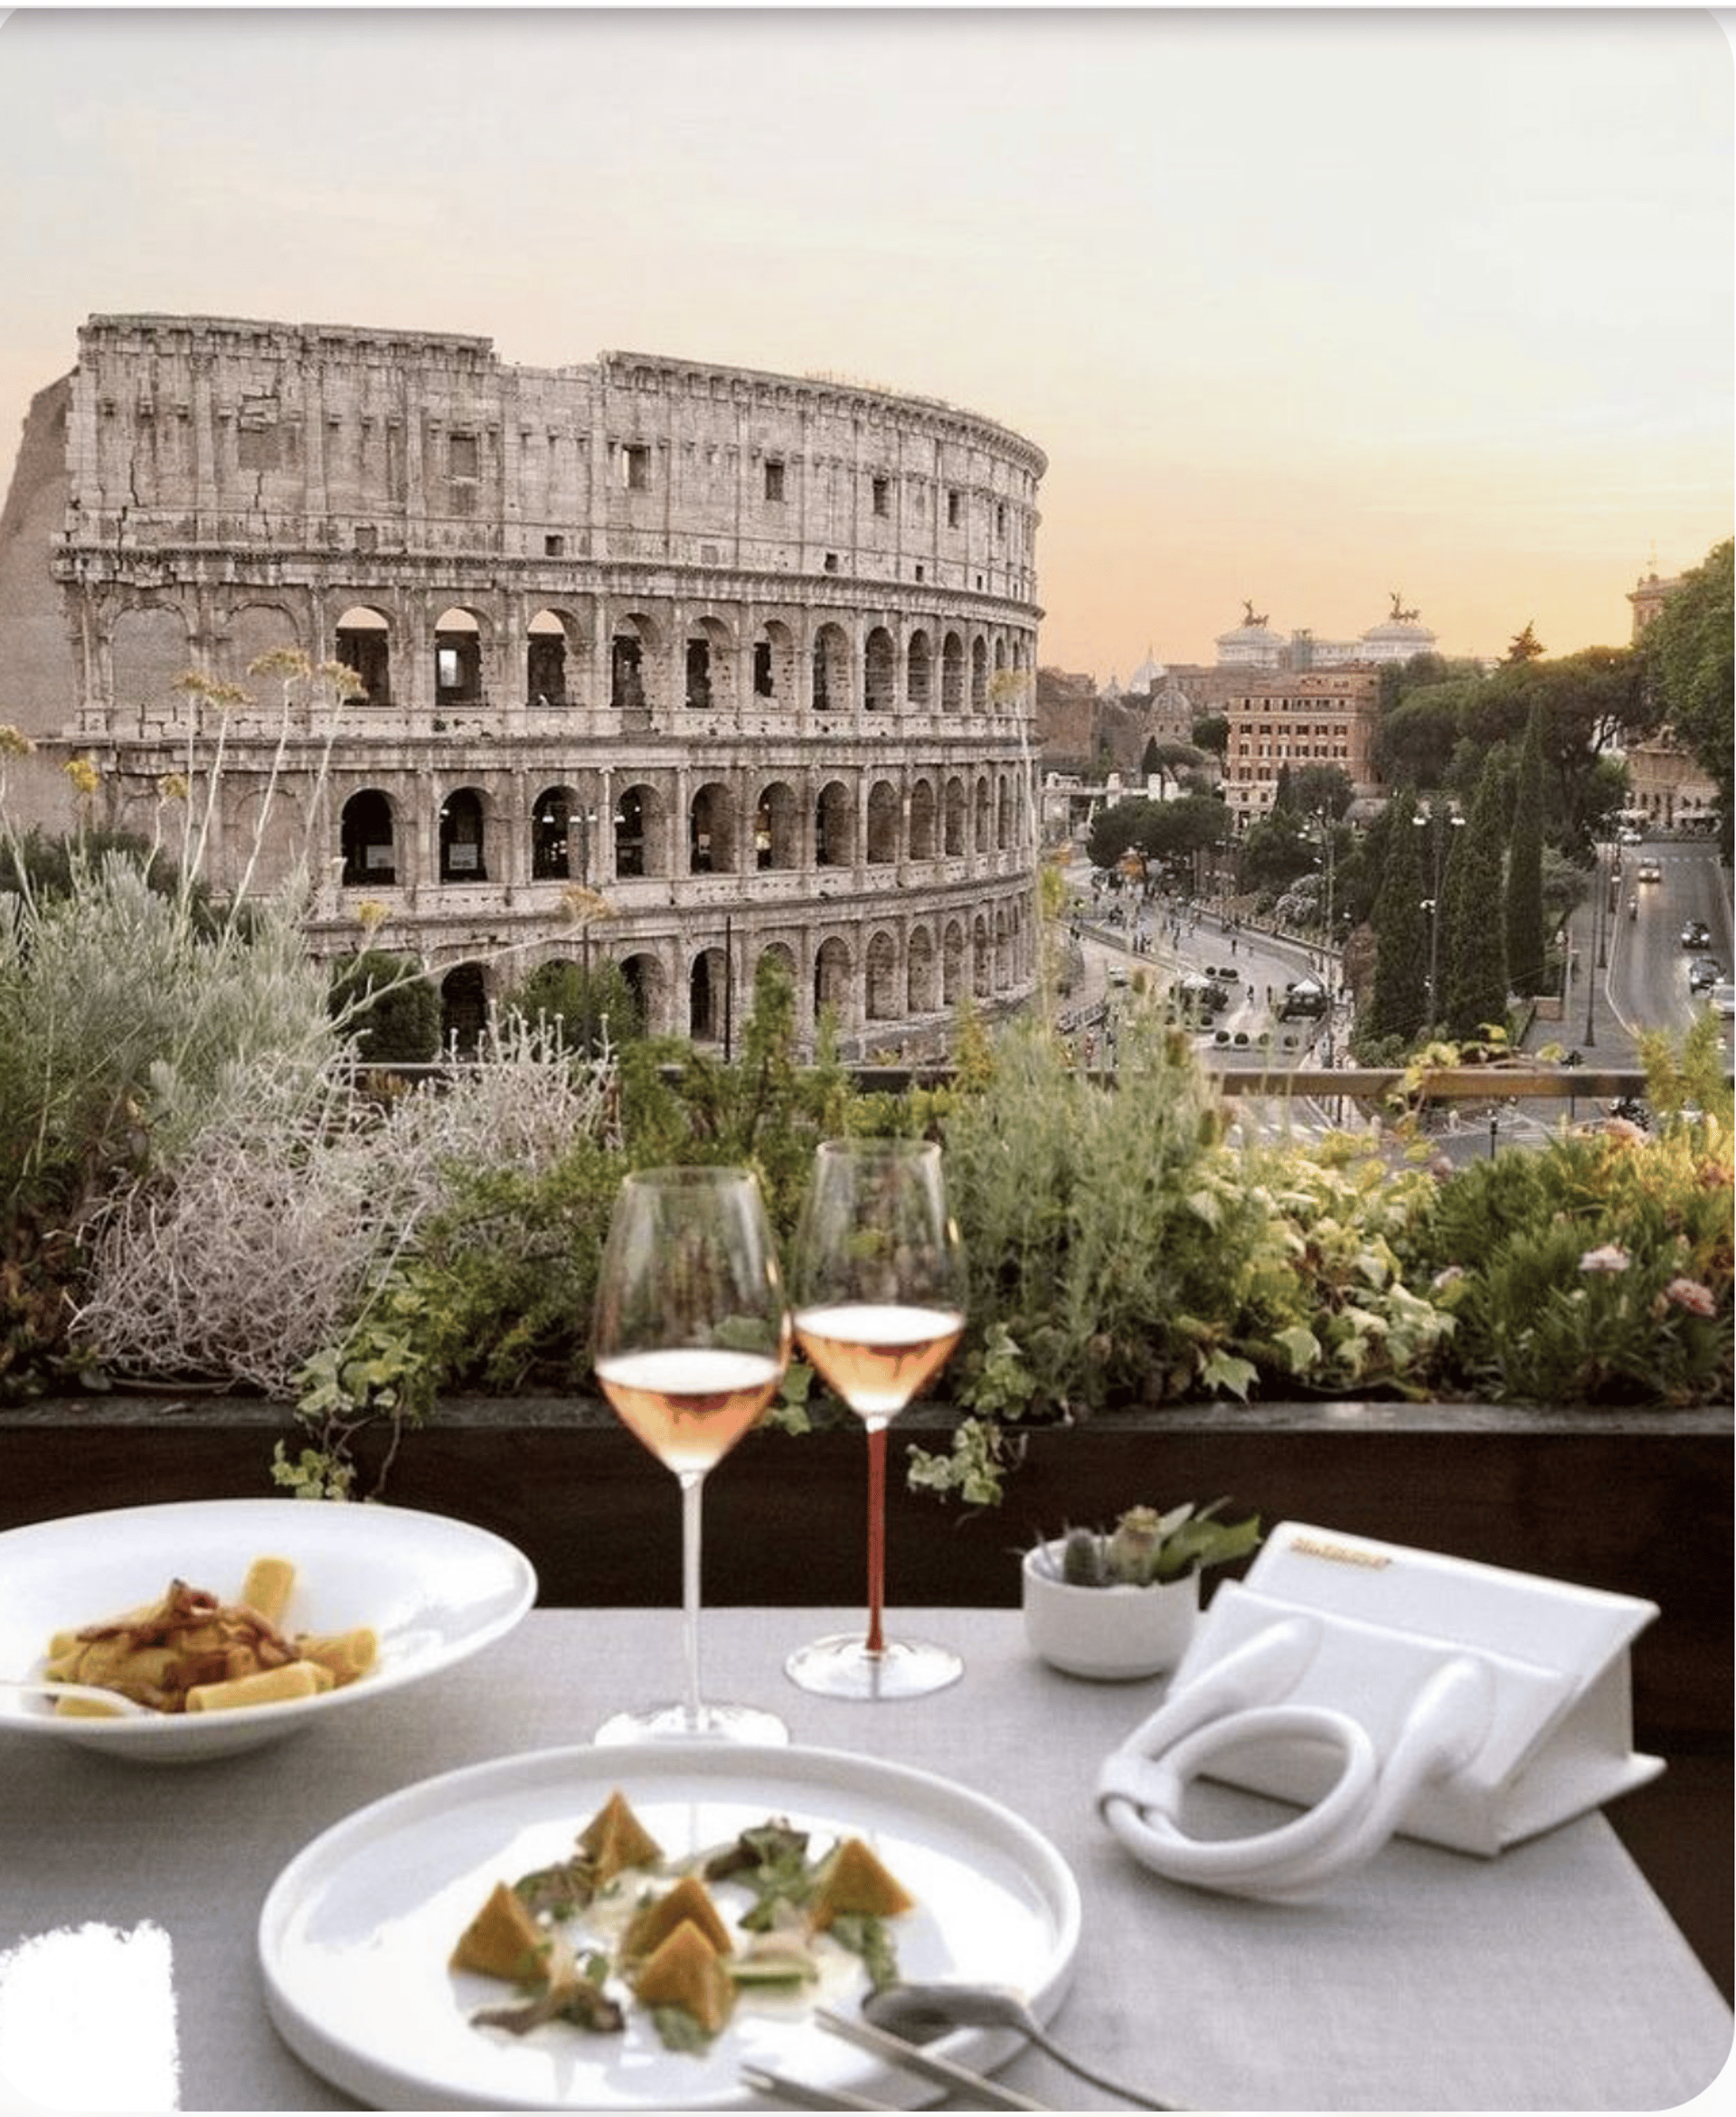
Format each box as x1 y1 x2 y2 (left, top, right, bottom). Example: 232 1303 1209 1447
47 315 1047 1052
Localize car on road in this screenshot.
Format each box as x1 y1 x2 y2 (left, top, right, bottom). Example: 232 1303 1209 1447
1687 957 1723 994
1712 982 1736 1020
1636 859 1663 884
1681 920 1712 950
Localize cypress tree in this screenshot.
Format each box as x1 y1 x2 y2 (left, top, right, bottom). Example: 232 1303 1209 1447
1440 755 1510 1042
1505 702 1548 997
1364 787 1429 1044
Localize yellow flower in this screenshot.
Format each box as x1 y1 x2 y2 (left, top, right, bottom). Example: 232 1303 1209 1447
561 884 610 924
157 772 190 803
355 900 390 933
0 723 37 758
63 754 100 797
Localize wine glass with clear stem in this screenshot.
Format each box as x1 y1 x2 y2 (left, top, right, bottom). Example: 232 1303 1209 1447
785 1138 967 1701
590 1166 791 1744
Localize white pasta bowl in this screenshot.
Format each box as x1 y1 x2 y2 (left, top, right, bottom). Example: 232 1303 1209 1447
0 1498 537 1763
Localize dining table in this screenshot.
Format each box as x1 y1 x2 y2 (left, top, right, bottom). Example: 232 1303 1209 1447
1 1602 1728 2113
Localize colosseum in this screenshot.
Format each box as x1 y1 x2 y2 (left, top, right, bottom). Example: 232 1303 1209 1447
33 313 1047 1051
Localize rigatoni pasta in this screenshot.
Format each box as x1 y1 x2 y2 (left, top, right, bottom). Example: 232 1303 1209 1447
42 1559 378 1717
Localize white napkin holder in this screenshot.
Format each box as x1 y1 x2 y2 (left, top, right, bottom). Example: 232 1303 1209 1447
1096 1520 1663 1897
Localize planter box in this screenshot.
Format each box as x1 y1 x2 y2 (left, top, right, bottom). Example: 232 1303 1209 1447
3 1394 1727 1755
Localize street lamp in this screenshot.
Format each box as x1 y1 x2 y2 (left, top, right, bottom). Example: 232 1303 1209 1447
1413 805 1465 1024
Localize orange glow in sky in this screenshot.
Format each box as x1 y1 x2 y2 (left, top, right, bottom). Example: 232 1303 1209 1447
0 7 1728 675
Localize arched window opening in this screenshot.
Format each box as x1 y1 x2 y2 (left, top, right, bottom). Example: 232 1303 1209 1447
755 781 798 870
816 780 854 868
527 610 571 707
340 789 395 885
439 787 487 883
865 780 900 865
440 962 488 1056
940 633 965 714
814 936 851 1027
970 637 988 713
972 913 992 998
334 606 391 708
689 947 727 1042
689 782 734 874
863 628 895 714
865 931 900 1020
620 951 663 1037
434 608 483 709
974 777 992 853
611 614 656 715
908 926 936 1014
942 777 967 857
532 785 573 881
941 920 966 1006
615 783 653 877
907 630 932 709
908 778 937 861
812 624 850 715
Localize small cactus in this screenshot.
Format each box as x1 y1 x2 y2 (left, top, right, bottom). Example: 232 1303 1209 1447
1037 1501 1261 1588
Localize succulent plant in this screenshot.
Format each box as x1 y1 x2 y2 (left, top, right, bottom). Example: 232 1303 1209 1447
1040 1501 1261 1588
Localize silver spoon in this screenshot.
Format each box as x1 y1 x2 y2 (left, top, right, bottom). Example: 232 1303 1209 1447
863 1980 1175 2109
0 1679 156 1718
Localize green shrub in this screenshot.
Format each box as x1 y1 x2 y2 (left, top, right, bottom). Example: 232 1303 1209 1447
327 950 441 1064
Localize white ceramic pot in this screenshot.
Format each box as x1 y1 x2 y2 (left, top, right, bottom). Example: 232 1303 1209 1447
1021 1539 1200 1680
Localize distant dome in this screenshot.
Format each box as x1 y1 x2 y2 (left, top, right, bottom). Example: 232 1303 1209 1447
1127 647 1166 693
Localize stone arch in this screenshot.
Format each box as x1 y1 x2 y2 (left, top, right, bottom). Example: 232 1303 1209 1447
340 788 397 885
906 628 933 709
526 607 580 707
815 778 854 867
334 605 392 707
811 622 851 715
227 780 310 894
970 635 988 713
753 780 800 870
228 602 300 688
532 784 576 880
907 924 937 1014
689 780 736 874
942 775 967 856
995 771 1013 852
941 918 967 1004
973 774 993 852
865 780 901 865
940 631 966 714
908 776 938 860
813 934 852 1025
110 605 191 716
863 626 896 714
688 944 728 1041
751 619 797 706
433 605 486 709
613 780 666 877
995 901 1014 990
610 610 660 714
684 612 735 714
972 911 992 997
865 930 900 1020
440 961 489 1055
620 950 666 1036
438 785 489 882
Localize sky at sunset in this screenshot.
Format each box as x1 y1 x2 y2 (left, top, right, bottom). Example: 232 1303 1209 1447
0 5 1729 677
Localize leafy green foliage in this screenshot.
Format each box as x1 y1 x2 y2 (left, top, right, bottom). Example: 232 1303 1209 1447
327 950 441 1064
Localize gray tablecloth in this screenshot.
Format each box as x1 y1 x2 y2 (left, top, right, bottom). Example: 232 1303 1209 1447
1 1606 1728 2112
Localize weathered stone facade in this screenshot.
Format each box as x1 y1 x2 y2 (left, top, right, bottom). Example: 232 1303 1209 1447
38 314 1048 1050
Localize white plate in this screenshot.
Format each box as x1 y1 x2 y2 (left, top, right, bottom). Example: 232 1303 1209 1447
259 1742 1080 2110
0 1498 536 1762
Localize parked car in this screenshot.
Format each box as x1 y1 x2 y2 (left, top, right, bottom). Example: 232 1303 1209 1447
1712 982 1736 1020
1681 920 1712 950
1687 957 1722 994
1637 859 1663 884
